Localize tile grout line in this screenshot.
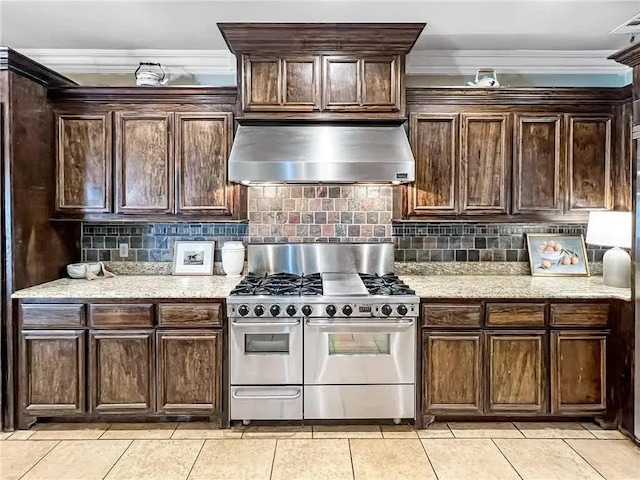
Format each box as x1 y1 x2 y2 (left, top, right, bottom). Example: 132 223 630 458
562 438 607 480
417 436 441 480
269 438 278 480
101 439 134 480
17 440 60 480
347 439 356 480
98 423 114 440
490 438 524 480
184 439 206 480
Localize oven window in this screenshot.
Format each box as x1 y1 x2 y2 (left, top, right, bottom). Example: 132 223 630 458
244 334 289 354
328 333 390 355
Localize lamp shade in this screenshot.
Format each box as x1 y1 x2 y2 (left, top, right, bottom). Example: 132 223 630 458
586 211 632 249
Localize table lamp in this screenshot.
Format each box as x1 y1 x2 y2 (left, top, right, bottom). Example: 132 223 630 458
586 211 632 288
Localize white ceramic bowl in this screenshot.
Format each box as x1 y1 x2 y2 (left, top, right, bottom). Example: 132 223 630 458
67 262 101 279
539 251 562 262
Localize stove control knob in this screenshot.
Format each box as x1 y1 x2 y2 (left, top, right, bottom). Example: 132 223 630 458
286 305 297 317
270 305 281 317
397 304 408 316
381 304 392 316
254 305 265 317
326 305 337 317
301 305 313 317
342 305 353 316
238 305 250 317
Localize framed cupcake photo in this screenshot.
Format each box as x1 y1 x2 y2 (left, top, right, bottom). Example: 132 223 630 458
526 234 590 277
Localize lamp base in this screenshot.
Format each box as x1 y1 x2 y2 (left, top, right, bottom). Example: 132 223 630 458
602 247 631 289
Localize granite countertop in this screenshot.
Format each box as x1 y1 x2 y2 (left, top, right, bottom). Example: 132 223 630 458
12 274 631 301
399 275 631 301
11 275 243 299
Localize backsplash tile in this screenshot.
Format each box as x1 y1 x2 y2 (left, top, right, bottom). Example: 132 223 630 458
81 222 249 263
392 222 608 263
247 185 393 243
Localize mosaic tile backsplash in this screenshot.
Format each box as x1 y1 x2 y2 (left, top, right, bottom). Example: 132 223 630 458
393 222 608 263
81 222 248 263
247 185 393 243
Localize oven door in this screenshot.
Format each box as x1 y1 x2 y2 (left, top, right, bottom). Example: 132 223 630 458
231 317 302 385
304 318 415 385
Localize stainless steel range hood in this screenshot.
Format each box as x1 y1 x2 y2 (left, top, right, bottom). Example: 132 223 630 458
228 124 415 184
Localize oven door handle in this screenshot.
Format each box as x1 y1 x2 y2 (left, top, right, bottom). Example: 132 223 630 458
305 319 414 328
232 389 302 400
231 320 300 327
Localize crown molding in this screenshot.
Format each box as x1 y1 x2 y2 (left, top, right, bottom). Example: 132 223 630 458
14 47 630 77
16 48 237 76
407 49 630 75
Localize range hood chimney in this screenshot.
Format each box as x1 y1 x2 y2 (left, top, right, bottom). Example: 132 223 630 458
218 23 426 185
228 123 415 184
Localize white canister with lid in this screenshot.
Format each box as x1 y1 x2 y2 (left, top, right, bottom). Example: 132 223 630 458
221 241 245 277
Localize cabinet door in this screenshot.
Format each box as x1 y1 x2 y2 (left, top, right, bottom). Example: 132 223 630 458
156 330 222 414
486 333 547 413
175 113 233 214
243 56 281 111
56 113 112 213
360 56 400 111
115 112 173 213
424 332 482 413
20 330 85 415
89 330 154 414
282 57 321 111
409 114 458 214
460 114 510 214
567 116 612 211
322 56 360 110
551 331 607 413
514 115 562 214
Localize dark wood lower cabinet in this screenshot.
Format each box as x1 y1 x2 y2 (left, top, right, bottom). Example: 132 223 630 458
20 330 85 416
156 330 222 414
486 332 547 413
424 332 483 414
89 330 154 414
551 331 607 414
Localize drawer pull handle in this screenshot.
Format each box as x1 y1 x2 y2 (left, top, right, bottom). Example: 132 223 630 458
232 320 300 327
232 389 302 400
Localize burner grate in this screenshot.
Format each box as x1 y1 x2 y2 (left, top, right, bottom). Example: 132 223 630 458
229 272 323 296
359 273 416 296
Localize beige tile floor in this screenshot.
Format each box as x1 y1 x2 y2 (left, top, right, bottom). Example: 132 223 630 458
1 421 639 479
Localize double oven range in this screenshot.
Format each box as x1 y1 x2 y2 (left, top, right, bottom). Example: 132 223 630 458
227 243 419 424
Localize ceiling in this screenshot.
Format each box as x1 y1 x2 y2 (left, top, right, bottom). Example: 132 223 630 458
1 0 638 52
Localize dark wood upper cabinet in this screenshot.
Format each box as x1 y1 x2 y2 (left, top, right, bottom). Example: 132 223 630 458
89 330 154 414
514 115 562 214
567 115 613 211
486 332 547 414
409 113 458 214
361 56 400 109
156 330 222 414
551 331 607 414
322 55 401 112
282 57 321 110
56 113 112 213
243 56 281 110
460 114 510 214
175 112 233 215
20 330 85 416
115 112 174 214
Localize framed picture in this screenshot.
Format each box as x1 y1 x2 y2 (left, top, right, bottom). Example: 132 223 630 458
526 234 590 277
172 241 215 276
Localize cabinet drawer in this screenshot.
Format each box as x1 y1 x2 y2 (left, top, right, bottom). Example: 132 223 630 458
550 304 609 327
158 303 222 327
486 303 545 327
21 304 85 328
423 304 482 328
89 304 154 328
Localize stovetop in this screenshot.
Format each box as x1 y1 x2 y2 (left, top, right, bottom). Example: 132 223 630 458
229 272 415 297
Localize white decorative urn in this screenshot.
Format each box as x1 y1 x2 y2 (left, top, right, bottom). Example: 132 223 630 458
221 241 245 277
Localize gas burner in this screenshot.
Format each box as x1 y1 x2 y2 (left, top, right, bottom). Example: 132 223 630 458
359 273 416 296
229 272 323 296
